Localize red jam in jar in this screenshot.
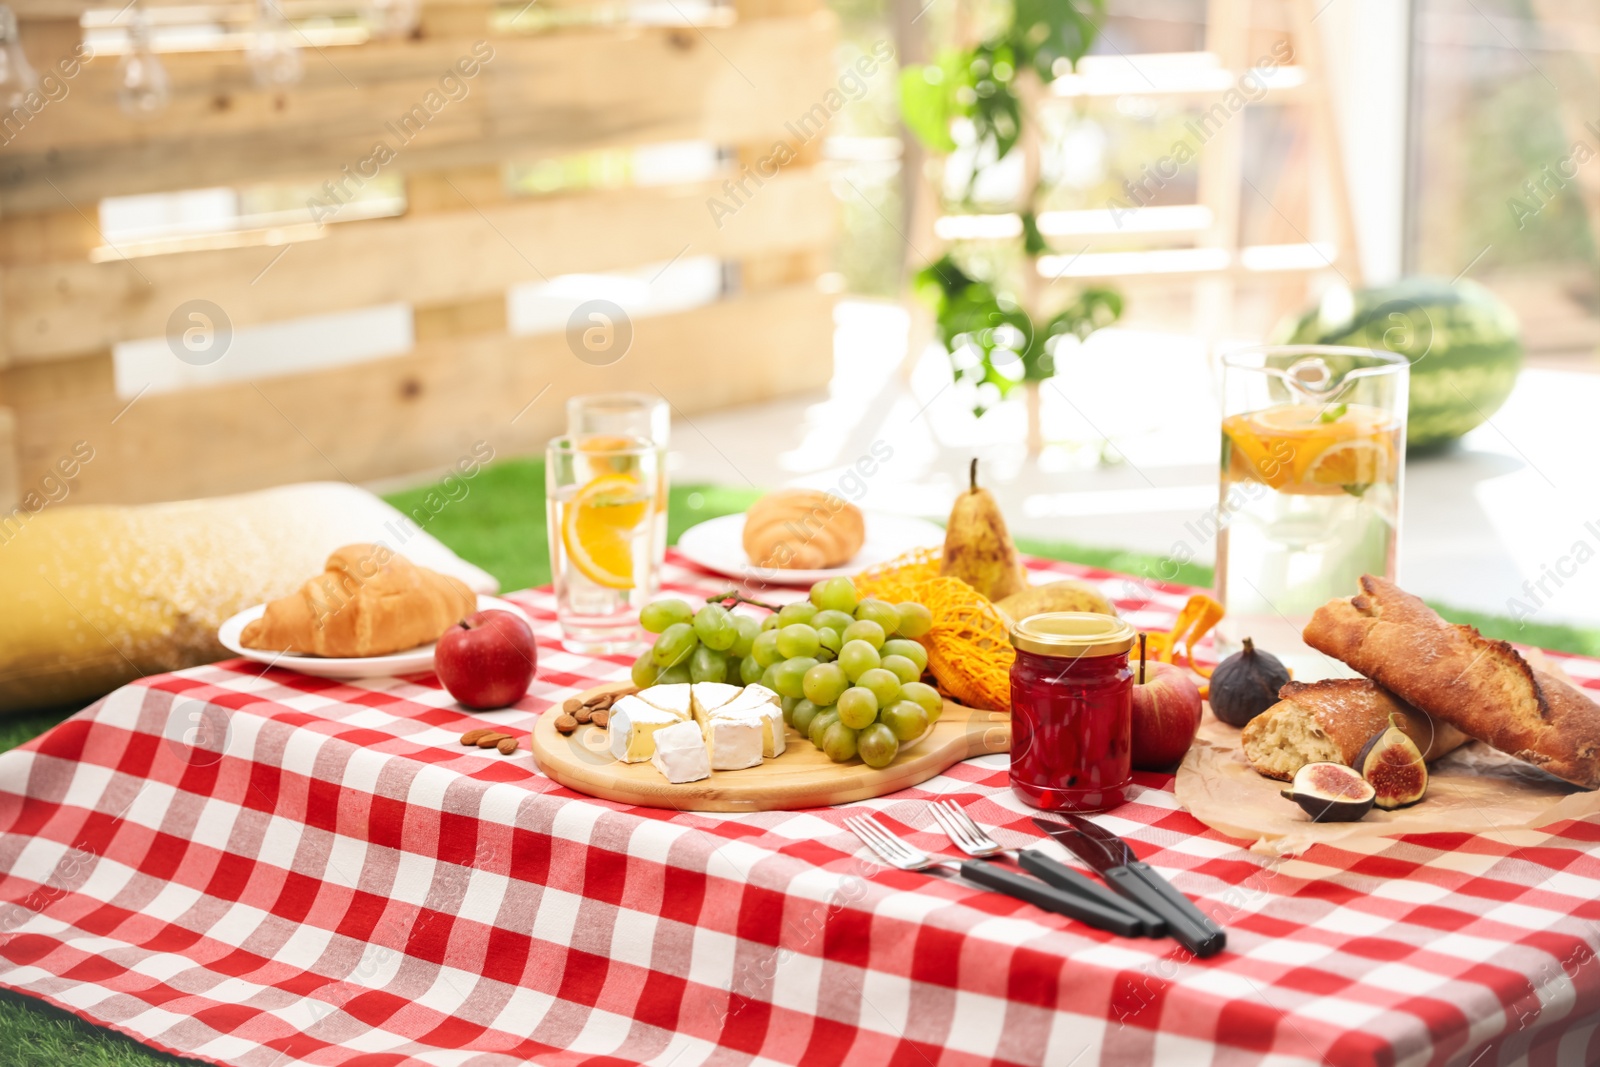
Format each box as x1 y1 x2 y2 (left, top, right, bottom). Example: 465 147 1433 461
1009 612 1138 812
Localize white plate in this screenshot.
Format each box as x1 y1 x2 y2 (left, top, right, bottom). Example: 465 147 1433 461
218 595 533 679
675 512 946 587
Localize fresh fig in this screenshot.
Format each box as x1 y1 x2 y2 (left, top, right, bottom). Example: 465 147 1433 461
1355 715 1428 809
1280 762 1376 822
1209 637 1292 727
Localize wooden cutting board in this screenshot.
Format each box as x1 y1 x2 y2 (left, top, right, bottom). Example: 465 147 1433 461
530 682 1012 812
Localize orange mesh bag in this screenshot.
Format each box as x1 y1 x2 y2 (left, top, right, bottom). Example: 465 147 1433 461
856 550 1013 712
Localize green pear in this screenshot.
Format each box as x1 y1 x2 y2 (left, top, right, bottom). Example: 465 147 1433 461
940 458 1028 602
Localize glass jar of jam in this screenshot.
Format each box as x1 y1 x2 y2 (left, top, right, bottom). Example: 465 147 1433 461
1009 612 1138 812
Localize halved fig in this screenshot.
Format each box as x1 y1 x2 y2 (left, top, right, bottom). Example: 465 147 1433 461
1280 762 1376 822
1355 715 1428 809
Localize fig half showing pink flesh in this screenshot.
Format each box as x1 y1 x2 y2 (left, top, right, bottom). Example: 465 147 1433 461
1281 762 1376 822
1355 717 1429 810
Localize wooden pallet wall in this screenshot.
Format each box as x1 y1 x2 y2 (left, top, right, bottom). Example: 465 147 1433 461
0 0 839 505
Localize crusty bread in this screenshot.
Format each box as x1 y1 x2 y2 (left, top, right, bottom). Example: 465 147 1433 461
1304 575 1600 789
742 489 865 571
1241 679 1470 780
241 544 476 657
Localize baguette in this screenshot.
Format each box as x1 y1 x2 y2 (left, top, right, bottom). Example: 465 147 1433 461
1303 575 1600 789
1240 679 1469 781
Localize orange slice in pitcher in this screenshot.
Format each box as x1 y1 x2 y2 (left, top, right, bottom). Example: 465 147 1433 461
562 473 649 589
1304 438 1393 488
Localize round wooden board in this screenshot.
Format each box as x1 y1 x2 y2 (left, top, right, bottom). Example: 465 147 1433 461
531 683 1012 812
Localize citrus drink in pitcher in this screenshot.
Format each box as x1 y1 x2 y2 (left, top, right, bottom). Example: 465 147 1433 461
1215 349 1409 678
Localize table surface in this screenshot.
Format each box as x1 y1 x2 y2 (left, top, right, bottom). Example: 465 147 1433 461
1 552 1598 1067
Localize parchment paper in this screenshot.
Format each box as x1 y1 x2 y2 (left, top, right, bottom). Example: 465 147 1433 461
1175 713 1600 856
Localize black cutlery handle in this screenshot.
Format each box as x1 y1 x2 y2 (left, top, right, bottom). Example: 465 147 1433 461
1103 866 1225 958
959 861 1142 937
1016 851 1166 937
1127 860 1226 956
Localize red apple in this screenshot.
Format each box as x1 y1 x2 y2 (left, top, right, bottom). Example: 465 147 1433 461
435 610 537 710
1129 660 1203 770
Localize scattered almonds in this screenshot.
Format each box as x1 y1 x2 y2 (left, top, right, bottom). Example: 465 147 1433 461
460 728 493 746
590 709 609 729
574 707 593 724
554 714 579 735
497 737 520 755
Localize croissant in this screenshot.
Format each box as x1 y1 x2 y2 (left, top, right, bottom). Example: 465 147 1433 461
241 544 476 657
742 489 865 571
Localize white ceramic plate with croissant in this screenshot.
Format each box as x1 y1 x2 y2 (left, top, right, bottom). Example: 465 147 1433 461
676 513 946 586
218 595 533 679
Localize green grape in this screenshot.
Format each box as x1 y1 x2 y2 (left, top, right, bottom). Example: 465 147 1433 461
841 620 885 650
791 699 822 736
822 721 859 763
811 609 856 636
776 624 821 659
900 681 943 719
854 599 902 635
693 604 737 651
658 663 692 685
858 722 899 769
739 654 764 686
810 577 859 614
631 650 660 689
730 615 761 658
836 686 878 729
752 630 783 668
761 614 781 631
857 668 901 707
781 695 802 723
838 640 881 682
690 645 728 683
881 639 928 674
802 662 849 705
640 598 695 634
818 629 843 655
881 700 930 742
771 656 818 699
808 709 840 748
894 601 934 639
776 601 819 626
880 655 920 685
652 623 697 667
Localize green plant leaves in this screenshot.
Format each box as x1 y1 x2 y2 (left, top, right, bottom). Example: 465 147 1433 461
1012 0 1105 81
898 60 958 154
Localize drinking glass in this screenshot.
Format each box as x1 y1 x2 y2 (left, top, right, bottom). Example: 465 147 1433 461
1215 346 1409 679
567 393 669 575
546 434 662 652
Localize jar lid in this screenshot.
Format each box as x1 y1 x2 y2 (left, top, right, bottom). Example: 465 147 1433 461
1010 612 1138 658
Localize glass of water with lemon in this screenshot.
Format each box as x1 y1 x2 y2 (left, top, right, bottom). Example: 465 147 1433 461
1215 346 1409 679
547 434 663 652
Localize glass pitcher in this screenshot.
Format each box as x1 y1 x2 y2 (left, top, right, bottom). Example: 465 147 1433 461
1215 346 1409 679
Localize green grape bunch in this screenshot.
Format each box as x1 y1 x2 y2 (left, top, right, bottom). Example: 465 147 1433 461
634 576 940 769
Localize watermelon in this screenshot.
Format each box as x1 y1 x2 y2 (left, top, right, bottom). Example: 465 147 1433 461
1271 278 1524 451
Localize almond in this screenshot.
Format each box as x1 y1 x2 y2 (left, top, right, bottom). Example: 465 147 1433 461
476 733 509 748
573 707 593 724
460 728 493 746
497 737 520 755
563 697 583 714
590 709 609 729
554 714 579 735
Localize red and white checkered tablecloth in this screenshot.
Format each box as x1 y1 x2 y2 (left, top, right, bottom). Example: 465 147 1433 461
3 551 1600 1067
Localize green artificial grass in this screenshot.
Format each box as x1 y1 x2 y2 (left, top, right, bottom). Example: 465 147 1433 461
2 454 1598 1064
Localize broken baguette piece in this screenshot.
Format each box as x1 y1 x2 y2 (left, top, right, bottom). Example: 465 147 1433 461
1241 679 1468 781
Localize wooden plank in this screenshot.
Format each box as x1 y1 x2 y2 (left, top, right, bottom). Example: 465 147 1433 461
0 16 838 212
12 285 836 503
5 167 836 361
0 407 16 508
0 352 115 405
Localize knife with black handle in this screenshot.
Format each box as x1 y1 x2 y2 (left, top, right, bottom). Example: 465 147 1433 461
1015 849 1166 937
1034 815 1227 959
957 860 1144 937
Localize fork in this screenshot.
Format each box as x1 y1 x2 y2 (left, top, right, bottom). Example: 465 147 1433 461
928 801 1165 937
844 815 1143 936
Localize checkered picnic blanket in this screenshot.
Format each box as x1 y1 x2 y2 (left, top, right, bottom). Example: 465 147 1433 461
2 551 1599 1067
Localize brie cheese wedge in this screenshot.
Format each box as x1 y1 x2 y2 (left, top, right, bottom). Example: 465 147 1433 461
719 686 786 758
607 695 682 763
636 683 692 721
705 709 765 770
650 720 711 783
689 682 743 725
